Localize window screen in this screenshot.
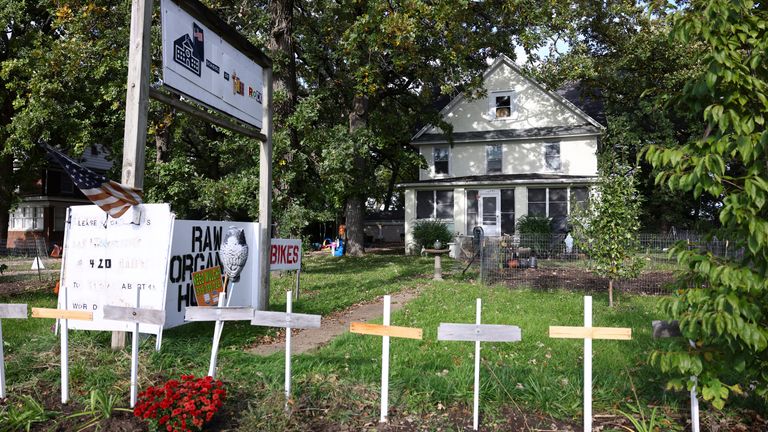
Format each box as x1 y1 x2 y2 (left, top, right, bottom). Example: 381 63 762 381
571 187 589 211
435 191 454 219
434 146 449 175
466 190 478 233
416 191 434 219
527 188 546 217
501 189 515 234
486 144 502 174
495 94 511 118
545 143 561 171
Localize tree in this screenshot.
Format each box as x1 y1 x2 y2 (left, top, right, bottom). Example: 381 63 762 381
646 0 768 408
0 0 130 241
571 153 644 307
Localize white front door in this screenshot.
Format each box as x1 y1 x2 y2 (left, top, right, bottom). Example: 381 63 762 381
478 189 501 236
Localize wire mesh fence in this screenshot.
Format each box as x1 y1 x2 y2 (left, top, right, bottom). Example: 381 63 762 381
0 237 51 257
454 233 735 295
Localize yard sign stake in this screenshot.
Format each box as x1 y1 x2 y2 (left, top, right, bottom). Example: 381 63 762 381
437 298 521 430
350 295 423 423
652 320 700 432
209 275 231 378
31 307 94 403
0 303 28 398
102 305 165 408
249 290 321 410
548 296 631 432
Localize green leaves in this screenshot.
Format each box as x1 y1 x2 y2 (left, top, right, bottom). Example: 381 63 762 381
646 0 768 409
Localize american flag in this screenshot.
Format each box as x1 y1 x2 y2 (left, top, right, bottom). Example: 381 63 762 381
44 145 143 219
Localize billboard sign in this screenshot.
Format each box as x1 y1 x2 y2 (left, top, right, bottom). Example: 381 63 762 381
166 220 261 328
161 0 263 128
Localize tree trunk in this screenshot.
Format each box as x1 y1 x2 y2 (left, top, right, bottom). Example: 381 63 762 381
608 278 614 307
155 107 173 164
383 163 399 211
269 0 299 152
0 154 14 246
345 94 369 256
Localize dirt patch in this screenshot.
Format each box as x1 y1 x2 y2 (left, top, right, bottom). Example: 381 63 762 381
248 289 421 356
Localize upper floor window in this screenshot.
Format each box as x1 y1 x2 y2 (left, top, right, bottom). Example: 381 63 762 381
486 144 502 174
433 146 449 175
490 91 513 119
9 206 44 231
544 142 561 171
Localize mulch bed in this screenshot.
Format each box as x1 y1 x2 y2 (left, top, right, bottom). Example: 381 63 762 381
495 267 676 295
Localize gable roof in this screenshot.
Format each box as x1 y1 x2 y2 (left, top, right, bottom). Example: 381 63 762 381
412 55 604 144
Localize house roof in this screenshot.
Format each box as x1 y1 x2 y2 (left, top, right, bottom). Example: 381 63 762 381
411 124 601 145
398 173 598 189
411 55 604 144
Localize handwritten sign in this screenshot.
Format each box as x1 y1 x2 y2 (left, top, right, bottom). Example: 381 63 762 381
270 239 301 271
58 204 174 335
191 266 223 306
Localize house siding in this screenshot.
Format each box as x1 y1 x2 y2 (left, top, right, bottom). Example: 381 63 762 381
420 138 597 180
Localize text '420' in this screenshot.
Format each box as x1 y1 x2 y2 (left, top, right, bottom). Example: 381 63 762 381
90 259 112 269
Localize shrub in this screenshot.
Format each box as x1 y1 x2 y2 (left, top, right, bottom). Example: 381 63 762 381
412 220 453 249
516 215 552 234
134 375 226 432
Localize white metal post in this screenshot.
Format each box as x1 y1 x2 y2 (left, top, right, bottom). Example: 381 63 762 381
380 295 391 423
473 298 481 430
208 285 230 378
61 315 69 403
130 269 141 407
0 321 5 398
285 291 292 410
689 340 700 432
584 296 592 432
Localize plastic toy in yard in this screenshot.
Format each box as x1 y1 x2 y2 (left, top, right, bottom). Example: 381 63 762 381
333 238 344 256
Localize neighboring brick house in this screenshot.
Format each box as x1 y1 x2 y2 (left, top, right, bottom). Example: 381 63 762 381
5 144 112 250
400 56 603 253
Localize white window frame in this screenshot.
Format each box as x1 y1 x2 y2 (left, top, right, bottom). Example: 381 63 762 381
9 206 44 232
486 144 502 174
489 90 514 120
433 145 450 177
416 190 454 220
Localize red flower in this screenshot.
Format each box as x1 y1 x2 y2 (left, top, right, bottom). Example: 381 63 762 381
135 375 226 432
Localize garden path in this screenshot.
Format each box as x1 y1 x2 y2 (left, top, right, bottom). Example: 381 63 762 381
248 288 421 356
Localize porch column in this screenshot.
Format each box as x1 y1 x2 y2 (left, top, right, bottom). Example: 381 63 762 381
453 188 466 236
404 189 416 254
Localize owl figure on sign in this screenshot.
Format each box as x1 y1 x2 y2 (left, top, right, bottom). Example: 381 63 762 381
220 227 248 282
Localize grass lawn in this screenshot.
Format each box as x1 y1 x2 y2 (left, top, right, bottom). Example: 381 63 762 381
0 252 763 431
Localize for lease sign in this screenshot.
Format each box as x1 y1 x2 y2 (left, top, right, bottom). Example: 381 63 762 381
270 239 301 271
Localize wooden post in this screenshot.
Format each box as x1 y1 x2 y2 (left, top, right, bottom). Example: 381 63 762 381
349 295 423 423
102 305 164 408
548 296 631 432
31 308 94 403
258 67 273 311
651 320 700 432
0 304 28 398
437 299 521 430
115 0 153 351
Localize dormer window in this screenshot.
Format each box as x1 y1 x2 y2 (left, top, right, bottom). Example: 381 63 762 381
433 146 449 175
490 91 513 119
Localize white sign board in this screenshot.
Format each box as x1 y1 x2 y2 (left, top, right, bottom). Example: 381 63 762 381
58 204 175 335
161 0 263 128
165 220 261 328
270 238 301 271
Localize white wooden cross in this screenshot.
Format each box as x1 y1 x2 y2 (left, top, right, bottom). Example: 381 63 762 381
102 305 165 408
184 299 254 379
250 290 320 409
31 307 94 403
548 296 632 432
350 294 423 423
0 303 28 398
437 298 521 430
652 320 700 432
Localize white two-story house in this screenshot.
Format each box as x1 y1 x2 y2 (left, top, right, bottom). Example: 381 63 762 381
400 56 602 252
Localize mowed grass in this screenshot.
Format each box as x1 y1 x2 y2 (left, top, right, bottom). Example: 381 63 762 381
0 251 713 429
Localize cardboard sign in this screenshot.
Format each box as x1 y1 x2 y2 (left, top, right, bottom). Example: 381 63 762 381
58 204 174 335
191 266 223 306
270 239 301 271
166 220 261 328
